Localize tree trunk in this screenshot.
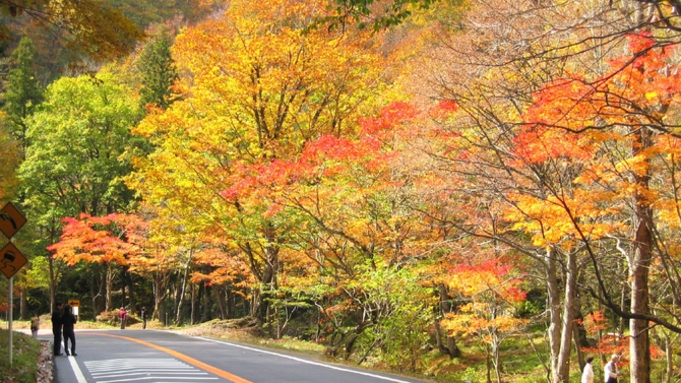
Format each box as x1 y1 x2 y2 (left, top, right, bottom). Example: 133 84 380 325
19 286 27 320
435 283 462 358
628 126 652 383
190 283 197 325
175 248 193 325
216 286 226 319
546 247 577 383
105 263 114 311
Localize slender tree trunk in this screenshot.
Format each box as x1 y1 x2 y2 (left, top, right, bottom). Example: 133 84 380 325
176 248 193 325
663 332 672 383
546 248 562 381
629 126 652 383
556 251 577 383
190 283 196 325
125 269 136 314
105 263 113 312
19 286 26 320
545 246 578 383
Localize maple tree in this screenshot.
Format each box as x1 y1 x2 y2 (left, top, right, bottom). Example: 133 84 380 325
397 0 681 379
443 258 528 383
48 214 139 311
415 26 681 383
18 68 142 310
516 33 681 383
230 102 460 366
129 0 391 326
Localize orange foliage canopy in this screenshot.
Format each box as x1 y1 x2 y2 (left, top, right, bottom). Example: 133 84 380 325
48 213 145 266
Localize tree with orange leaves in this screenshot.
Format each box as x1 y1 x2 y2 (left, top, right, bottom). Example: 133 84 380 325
48 214 142 311
518 33 681 383
128 0 391 326
443 258 528 383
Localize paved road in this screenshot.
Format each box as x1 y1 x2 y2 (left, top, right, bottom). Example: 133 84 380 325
37 329 432 383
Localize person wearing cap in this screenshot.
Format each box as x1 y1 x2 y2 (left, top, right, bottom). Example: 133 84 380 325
51 302 64 355
604 354 620 383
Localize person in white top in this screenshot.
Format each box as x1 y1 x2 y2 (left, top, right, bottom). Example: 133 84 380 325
604 354 620 383
581 356 594 383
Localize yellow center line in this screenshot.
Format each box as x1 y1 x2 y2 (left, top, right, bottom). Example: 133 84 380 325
91 332 254 383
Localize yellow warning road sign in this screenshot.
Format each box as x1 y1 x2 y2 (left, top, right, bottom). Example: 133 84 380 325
0 202 27 239
0 242 27 278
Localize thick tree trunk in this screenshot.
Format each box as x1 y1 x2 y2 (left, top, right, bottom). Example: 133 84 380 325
629 218 652 383
435 283 462 358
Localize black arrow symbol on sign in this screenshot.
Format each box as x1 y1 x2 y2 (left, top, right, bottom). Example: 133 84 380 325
0 212 17 230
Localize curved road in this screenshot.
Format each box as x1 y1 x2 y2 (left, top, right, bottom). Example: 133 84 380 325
40 329 433 383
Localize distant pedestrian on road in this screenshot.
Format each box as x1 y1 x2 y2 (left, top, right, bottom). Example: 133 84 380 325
51 302 63 355
61 304 77 356
604 354 620 383
141 307 147 329
120 307 127 329
30 313 40 338
581 356 594 383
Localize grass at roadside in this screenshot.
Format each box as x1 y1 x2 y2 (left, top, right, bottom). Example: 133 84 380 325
0 329 43 383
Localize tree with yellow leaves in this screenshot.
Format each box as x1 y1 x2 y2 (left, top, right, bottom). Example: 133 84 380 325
128 0 391 325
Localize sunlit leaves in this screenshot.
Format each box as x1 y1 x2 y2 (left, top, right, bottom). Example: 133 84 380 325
48 214 140 266
20 69 142 224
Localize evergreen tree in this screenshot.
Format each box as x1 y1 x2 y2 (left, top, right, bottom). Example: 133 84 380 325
3 36 43 152
137 31 178 110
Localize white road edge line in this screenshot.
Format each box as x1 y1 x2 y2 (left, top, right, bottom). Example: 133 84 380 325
67 355 88 383
195 336 416 383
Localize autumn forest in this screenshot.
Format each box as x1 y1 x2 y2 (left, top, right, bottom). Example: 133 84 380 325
1 0 681 382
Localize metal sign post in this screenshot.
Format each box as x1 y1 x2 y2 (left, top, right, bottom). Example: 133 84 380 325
8 276 11 365
0 202 28 366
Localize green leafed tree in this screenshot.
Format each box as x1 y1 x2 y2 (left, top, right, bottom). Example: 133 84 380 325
18 68 142 307
136 29 178 110
0 114 19 202
2 36 42 152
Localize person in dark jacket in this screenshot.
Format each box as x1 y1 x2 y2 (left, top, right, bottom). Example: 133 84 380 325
51 302 63 356
61 304 77 356
141 307 147 329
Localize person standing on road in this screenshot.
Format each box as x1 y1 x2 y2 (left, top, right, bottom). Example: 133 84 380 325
141 307 147 329
30 313 40 338
581 356 594 383
51 302 63 355
61 304 77 356
604 354 620 383
120 306 127 329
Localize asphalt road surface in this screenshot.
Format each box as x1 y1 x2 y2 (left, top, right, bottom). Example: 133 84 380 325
39 329 433 383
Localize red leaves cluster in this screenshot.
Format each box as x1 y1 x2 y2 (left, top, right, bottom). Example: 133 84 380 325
48 213 146 266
